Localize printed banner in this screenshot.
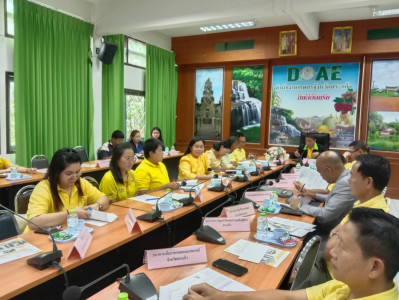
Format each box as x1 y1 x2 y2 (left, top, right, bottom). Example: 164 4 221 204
269 63 360 148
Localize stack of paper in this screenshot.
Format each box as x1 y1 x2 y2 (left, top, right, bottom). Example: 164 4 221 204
268 217 316 238
297 167 328 190
85 210 118 226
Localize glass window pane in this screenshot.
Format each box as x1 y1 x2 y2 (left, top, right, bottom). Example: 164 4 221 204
6 0 14 36
127 38 146 68
125 91 146 139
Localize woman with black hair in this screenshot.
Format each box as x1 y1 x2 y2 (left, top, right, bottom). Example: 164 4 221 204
128 129 144 154
26 148 109 231
205 140 233 171
178 137 211 180
100 143 137 202
150 127 165 151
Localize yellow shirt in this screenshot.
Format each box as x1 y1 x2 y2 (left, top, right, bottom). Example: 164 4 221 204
229 148 246 162
178 153 210 180
0 158 11 170
134 158 170 191
341 193 388 224
206 150 232 170
100 170 136 202
327 161 355 190
306 280 398 300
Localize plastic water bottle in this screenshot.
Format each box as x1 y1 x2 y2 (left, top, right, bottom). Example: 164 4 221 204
160 188 173 211
310 161 317 170
211 171 218 185
171 146 176 153
67 209 79 233
270 191 278 208
9 165 19 179
257 213 268 240
164 147 169 155
295 162 301 172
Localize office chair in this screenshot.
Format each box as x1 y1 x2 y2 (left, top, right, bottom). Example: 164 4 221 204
31 154 49 169
299 132 330 150
83 176 100 189
74 146 89 162
0 210 20 240
14 185 36 214
288 235 322 290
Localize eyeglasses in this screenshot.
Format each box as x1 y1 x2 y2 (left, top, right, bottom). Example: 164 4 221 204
122 156 136 162
348 149 359 154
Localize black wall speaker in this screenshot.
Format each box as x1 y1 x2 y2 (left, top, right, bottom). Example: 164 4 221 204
98 41 117 64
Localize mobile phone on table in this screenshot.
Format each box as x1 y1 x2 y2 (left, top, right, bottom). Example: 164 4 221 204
212 258 248 276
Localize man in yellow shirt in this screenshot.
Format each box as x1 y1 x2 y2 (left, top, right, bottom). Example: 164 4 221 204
183 207 399 300
294 132 327 159
229 133 255 163
135 138 179 194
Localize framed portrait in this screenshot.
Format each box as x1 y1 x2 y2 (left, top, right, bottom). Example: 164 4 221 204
279 30 297 56
331 26 353 54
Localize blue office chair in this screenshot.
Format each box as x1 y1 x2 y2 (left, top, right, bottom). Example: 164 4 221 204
0 210 20 240
31 154 49 169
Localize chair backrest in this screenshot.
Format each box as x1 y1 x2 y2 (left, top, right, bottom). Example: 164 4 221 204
83 176 100 189
289 235 322 290
31 154 49 169
299 132 330 150
0 210 20 240
74 146 89 162
97 148 102 160
14 185 36 214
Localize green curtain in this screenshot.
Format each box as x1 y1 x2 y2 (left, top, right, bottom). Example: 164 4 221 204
101 34 125 142
14 0 94 165
145 44 178 148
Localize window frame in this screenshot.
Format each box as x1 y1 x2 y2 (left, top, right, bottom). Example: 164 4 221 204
5 0 14 38
124 36 146 70
6 71 15 153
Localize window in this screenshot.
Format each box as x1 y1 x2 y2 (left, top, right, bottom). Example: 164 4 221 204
5 0 14 37
125 90 146 139
124 37 146 68
6 72 15 153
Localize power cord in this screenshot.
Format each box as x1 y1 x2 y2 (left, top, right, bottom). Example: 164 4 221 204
50 261 69 289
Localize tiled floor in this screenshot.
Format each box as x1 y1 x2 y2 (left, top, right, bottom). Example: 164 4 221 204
389 199 399 289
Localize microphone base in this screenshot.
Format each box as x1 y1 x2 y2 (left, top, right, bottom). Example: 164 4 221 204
119 273 158 300
237 198 260 209
207 184 225 192
195 226 226 245
137 210 162 222
27 250 63 270
177 197 194 206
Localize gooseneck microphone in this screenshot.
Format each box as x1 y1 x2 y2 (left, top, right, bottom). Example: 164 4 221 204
137 188 176 222
194 197 234 245
0 203 62 270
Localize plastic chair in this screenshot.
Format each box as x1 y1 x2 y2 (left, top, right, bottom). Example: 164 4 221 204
83 176 100 189
74 146 89 162
31 154 49 169
288 235 322 290
0 210 20 240
14 185 36 214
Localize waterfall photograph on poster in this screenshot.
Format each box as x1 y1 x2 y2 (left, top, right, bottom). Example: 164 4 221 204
194 68 224 140
230 65 263 143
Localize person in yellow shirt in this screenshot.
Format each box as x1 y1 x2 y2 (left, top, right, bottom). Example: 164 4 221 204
0 157 37 174
183 207 399 300
294 132 327 159
135 138 180 194
100 143 137 202
343 140 370 169
26 148 109 230
178 137 211 180
229 133 255 163
205 140 233 171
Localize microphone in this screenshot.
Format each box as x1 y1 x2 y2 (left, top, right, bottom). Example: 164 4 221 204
0 203 62 270
207 173 227 192
233 170 249 182
137 189 175 222
236 186 260 209
194 197 234 245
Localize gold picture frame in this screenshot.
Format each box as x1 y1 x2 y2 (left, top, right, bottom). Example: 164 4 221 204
279 30 297 56
331 26 353 54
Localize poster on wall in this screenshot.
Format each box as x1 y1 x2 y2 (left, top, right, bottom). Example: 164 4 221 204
367 60 399 152
269 62 360 148
194 68 224 140
230 65 263 143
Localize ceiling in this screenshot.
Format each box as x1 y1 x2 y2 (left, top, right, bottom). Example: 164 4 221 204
85 0 399 40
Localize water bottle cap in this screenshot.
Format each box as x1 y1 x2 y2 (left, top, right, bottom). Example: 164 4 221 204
118 292 128 300
166 189 171 191
260 212 266 216
69 209 76 214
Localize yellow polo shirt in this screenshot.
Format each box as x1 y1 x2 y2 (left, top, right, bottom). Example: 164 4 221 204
178 153 210 180
134 158 169 191
229 148 246 162
306 280 397 300
341 193 388 224
206 150 232 170
26 178 105 231
100 170 136 202
0 158 11 170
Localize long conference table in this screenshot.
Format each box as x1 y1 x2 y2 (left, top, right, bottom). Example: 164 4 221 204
0 153 183 211
0 163 310 299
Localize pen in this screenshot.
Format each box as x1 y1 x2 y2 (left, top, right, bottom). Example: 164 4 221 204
300 184 305 192
146 198 159 201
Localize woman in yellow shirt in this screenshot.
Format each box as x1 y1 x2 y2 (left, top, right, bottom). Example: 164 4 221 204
0 157 37 174
178 137 212 180
205 140 233 171
26 148 109 230
100 143 137 202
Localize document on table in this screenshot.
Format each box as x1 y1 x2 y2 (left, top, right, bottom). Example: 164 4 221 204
129 194 160 204
268 217 316 238
297 167 328 190
0 238 41 264
85 210 118 226
224 239 290 267
81 163 96 168
159 267 253 300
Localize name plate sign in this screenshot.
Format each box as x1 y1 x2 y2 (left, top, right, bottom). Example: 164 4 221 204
145 244 207 270
125 208 142 234
96 159 110 168
203 217 250 232
67 227 92 260
220 202 255 218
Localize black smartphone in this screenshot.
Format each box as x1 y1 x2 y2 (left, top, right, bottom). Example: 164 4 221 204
212 258 248 276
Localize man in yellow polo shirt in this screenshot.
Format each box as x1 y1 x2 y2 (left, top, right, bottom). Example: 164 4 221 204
135 138 180 194
183 207 399 300
294 132 327 159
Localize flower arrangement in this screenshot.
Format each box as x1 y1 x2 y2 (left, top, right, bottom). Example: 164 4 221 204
266 146 287 160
